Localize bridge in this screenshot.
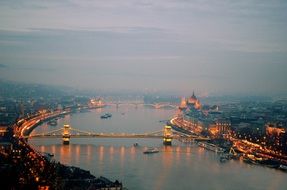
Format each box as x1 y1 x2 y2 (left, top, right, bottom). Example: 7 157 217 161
26 124 209 145
105 102 178 109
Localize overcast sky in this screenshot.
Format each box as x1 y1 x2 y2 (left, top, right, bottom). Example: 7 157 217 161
0 0 287 96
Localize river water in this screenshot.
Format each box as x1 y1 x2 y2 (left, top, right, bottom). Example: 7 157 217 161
30 105 287 190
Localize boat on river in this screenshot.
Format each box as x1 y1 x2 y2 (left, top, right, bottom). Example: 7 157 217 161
47 120 57 126
133 143 139 147
101 113 112 119
143 147 159 154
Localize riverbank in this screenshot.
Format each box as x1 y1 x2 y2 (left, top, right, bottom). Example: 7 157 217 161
169 117 287 172
2 105 124 189
0 148 123 190
0 143 122 189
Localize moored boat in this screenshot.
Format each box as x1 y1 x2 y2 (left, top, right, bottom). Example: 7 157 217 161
242 154 262 165
243 157 258 165
259 158 280 168
279 164 287 171
198 142 225 153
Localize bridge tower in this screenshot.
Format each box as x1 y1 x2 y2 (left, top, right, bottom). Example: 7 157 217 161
163 125 172 145
62 124 71 145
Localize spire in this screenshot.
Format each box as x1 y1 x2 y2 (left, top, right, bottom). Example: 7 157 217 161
192 91 196 99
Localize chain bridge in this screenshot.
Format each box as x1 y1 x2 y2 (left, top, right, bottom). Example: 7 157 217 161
26 124 209 145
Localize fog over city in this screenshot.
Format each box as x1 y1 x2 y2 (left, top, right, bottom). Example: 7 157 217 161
0 0 287 96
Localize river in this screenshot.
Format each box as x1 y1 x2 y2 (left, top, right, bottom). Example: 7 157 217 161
29 105 287 190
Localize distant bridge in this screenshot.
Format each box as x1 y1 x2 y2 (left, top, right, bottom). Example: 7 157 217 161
105 102 178 109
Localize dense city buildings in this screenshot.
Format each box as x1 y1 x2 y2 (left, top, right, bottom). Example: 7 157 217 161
1 81 287 188
0 81 122 189
170 92 287 168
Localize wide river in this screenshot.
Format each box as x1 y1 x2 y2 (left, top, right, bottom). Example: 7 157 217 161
30 105 286 190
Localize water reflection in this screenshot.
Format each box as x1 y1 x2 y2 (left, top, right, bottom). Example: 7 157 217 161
32 142 287 190
109 146 114 163
175 146 181 164
87 145 92 159
130 146 136 161
154 146 173 190
51 145 56 155
75 145 80 163
30 106 287 190
99 145 104 162
120 146 125 168
186 146 191 162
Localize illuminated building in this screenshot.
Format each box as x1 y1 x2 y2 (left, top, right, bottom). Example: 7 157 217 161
0 126 8 137
209 120 231 138
265 123 287 154
0 126 13 153
181 92 208 135
187 92 201 110
266 123 286 136
179 92 202 111
89 98 104 107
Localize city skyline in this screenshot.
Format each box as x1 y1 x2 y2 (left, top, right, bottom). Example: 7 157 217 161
0 0 287 96
1 2 287 188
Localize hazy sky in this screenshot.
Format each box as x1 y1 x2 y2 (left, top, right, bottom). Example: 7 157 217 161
0 0 287 96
